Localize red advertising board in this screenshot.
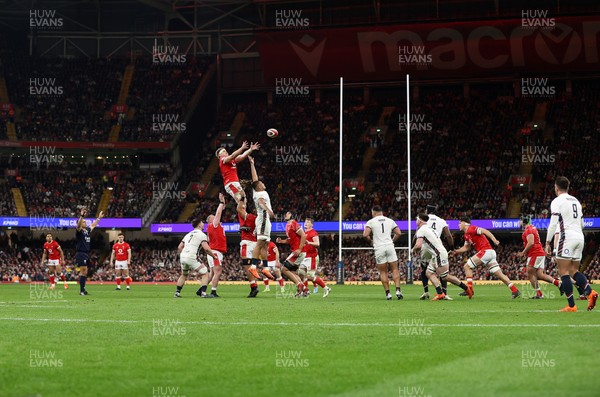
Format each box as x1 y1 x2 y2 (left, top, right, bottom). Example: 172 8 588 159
257 15 600 83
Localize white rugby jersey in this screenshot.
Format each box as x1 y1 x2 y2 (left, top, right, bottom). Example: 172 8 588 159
415 225 448 258
253 190 272 214
547 193 584 242
426 213 448 239
180 229 208 258
366 215 398 249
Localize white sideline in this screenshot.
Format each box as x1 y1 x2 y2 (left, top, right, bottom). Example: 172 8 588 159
0 317 598 328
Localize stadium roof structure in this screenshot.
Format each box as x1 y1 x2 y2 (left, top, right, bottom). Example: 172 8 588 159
2 0 598 58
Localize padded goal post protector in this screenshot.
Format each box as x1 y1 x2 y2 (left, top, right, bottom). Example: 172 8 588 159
336 261 344 285
406 260 414 285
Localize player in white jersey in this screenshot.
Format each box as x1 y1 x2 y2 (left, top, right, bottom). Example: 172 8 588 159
545 176 597 312
364 205 403 300
412 213 470 301
175 218 219 298
419 204 454 300
242 156 275 298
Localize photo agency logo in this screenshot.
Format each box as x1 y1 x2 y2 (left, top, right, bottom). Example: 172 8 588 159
30 210 59 232
521 10 555 29
275 77 310 97
152 182 187 201
152 114 187 134
521 78 555 98
398 45 432 66
29 9 63 29
275 9 309 28
395 182 433 201
275 145 310 165
398 318 432 337
29 146 64 165
521 146 555 165
523 279 557 299
275 350 310 368
29 282 64 300
398 113 432 133
152 319 187 336
29 350 63 368
399 386 431 397
152 44 186 64
152 386 186 397
29 77 63 96
521 350 556 368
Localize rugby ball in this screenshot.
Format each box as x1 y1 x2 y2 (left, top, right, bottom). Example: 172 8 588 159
267 128 279 138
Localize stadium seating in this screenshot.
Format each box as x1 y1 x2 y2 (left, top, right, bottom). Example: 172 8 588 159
1 54 210 142
3 56 125 142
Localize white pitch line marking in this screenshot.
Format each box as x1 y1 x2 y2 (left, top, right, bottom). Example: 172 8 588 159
0 317 598 328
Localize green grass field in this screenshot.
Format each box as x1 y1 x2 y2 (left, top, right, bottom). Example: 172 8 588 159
1 282 599 397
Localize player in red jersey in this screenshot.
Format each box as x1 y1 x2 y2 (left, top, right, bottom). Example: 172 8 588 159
42 233 66 290
264 241 285 292
206 193 227 297
109 233 132 290
300 218 331 297
277 211 310 297
518 215 561 299
215 141 260 204
451 217 520 299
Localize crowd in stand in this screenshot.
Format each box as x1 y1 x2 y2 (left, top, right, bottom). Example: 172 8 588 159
1 52 210 143
0 182 17 215
119 57 210 142
0 157 173 218
3 56 125 142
